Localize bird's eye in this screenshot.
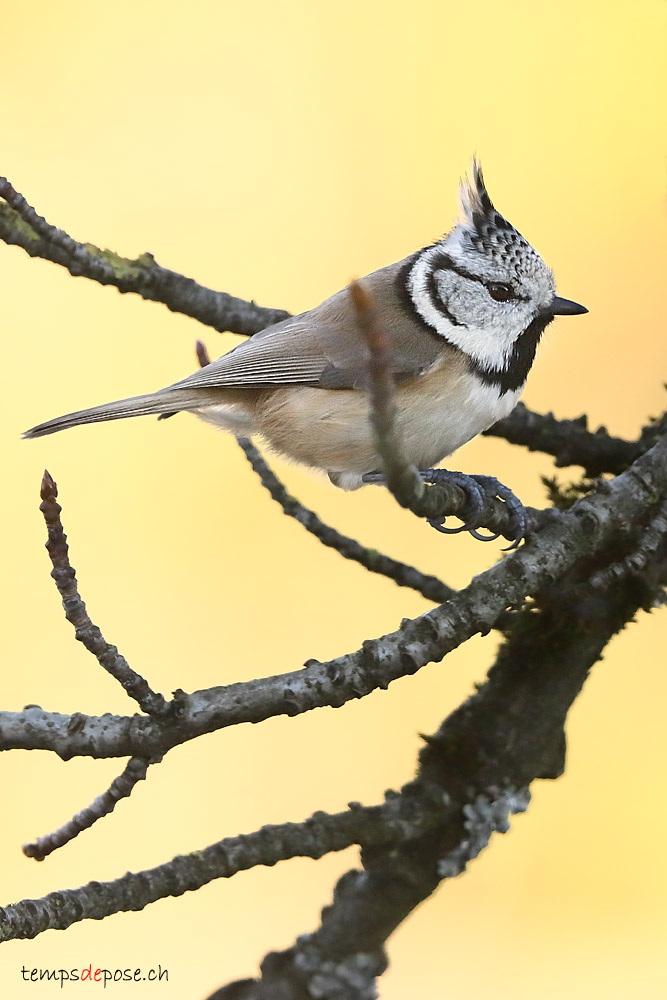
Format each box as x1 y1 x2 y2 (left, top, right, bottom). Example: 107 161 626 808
487 282 515 302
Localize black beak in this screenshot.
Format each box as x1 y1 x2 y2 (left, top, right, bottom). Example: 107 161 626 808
546 295 588 317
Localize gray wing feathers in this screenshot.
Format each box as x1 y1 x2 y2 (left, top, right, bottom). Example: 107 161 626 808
169 320 329 390
175 353 325 388
168 264 442 393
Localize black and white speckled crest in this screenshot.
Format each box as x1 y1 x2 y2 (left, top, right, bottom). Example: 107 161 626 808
457 158 541 276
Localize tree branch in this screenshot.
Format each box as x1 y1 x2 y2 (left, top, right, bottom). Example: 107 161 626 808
237 437 455 605
5 523 661 958
39 471 170 717
188 338 455 606
485 402 667 476
0 178 287 335
22 755 160 862
2 172 665 999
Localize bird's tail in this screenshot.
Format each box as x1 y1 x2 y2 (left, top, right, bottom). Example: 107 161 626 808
24 389 207 439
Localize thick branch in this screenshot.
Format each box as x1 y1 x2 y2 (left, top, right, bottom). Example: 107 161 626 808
485 402 666 476
0 179 287 335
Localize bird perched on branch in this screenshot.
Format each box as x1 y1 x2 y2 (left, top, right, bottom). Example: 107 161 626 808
25 161 586 539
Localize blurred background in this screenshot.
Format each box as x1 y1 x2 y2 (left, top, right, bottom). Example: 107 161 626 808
1 1 665 996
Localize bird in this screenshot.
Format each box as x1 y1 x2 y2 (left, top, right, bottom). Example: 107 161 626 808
25 161 586 538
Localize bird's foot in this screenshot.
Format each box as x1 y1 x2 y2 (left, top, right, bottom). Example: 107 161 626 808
360 469 527 546
421 470 526 548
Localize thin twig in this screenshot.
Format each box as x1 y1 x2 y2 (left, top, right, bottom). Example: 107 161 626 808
237 438 455 604
39 471 170 717
349 281 423 503
186 335 457 606
22 755 160 862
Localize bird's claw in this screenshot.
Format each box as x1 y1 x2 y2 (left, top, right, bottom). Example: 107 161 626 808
361 469 527 546
472 475 527 549
423 470 527 547
422 470 488 535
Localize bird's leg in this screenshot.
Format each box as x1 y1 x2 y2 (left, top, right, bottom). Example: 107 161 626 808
361 469 527 547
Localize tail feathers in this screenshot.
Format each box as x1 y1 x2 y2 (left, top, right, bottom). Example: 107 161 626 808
24 389 204 439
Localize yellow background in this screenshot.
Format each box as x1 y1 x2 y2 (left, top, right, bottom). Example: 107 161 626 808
1 1 665 996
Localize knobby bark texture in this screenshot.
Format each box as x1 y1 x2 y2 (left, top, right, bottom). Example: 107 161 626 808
1 178 665 999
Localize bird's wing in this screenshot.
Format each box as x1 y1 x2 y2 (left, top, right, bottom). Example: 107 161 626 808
168 316 333 391
167 260 443 393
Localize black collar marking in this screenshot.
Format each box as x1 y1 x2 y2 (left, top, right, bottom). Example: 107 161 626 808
467 313 553 394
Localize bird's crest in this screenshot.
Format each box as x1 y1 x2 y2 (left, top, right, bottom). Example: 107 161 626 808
458 158 521 242
458 158 494 229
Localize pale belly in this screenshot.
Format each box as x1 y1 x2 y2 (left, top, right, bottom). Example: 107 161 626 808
201 364 524 489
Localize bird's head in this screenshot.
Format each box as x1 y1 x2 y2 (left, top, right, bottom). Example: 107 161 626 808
405 160 587 391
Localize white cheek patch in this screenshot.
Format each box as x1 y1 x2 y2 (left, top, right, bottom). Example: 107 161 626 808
408 249 531 372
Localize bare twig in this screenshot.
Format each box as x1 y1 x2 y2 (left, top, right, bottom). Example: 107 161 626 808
195 338 212 368
22 755 160 862
188 337 456 605
237 438 455 604
39 471 170 717
0 179 288 336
